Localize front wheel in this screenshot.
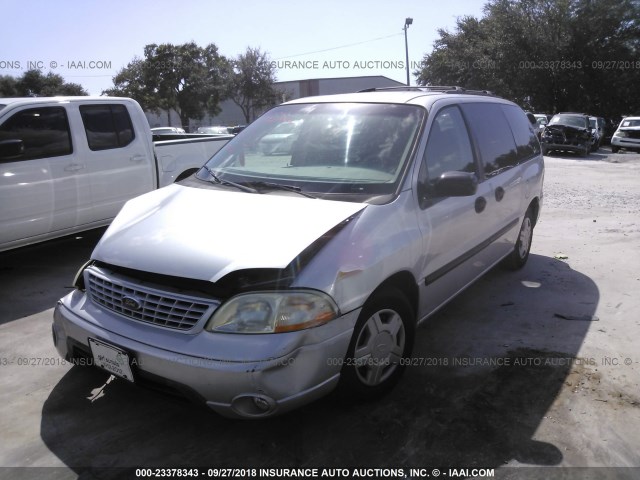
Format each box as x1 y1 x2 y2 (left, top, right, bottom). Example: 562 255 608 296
338 288 415 399
611 146 619 153
504 209 534 270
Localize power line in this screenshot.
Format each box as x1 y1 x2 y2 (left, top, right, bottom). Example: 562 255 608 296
274 32 404 60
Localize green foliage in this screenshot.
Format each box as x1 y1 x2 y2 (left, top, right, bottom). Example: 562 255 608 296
0 75 18 97
416 0 640 118
227 47 281 123
104 42 229 128
0 70 88 97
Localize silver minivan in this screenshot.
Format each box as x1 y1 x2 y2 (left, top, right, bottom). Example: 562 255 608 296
53 87 544 418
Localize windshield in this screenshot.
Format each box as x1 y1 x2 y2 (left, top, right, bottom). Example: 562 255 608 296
550 115 588 129
620 119 640 128
197 103 424 200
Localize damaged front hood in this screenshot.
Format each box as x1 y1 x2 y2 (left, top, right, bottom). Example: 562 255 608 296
92 184 366 282
545 124 588 135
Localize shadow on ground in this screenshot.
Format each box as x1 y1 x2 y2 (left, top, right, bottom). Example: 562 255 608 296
0 228 106 324
40 252 598 476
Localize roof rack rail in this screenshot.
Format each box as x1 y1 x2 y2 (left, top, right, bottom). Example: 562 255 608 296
357 85 496 96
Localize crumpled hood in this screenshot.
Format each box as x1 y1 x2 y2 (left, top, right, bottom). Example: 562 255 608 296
92 184 366 282
546 124 588 134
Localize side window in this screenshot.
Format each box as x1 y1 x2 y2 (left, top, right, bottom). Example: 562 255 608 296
419 105 476 187
0 107 72 160
80 104 135 151
460 103 518 176
501 104 540 161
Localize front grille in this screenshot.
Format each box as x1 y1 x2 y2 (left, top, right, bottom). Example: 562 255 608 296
86 268 218 331
625 130 640 139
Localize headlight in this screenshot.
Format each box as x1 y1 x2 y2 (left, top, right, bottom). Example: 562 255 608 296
614 131 627 138
206 290 339 334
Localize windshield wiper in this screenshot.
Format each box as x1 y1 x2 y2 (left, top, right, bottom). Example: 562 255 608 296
200 165 258 193
251 181 317 199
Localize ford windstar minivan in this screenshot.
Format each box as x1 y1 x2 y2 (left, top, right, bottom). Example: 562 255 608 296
53 86 544 418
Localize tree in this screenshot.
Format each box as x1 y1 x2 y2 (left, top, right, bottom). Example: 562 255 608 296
104 42 229 128
227 47 281 123
0 75 18 97
415 0 640 118
0 70 88 97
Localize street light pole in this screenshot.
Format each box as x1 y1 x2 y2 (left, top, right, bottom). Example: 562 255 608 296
404 17 413 86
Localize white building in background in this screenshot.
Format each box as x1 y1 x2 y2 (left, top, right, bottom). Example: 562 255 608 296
145 75 405 131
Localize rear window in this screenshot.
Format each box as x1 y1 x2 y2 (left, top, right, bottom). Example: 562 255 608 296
80 104 135 150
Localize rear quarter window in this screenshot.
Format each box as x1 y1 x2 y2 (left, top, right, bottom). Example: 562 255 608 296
460 103 518 176
501 104 541 161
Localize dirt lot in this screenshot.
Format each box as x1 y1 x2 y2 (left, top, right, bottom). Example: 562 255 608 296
1 148 639 480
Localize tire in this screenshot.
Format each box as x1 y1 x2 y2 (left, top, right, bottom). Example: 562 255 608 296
611 146 619 153
338 288 415 399
504 209 534 270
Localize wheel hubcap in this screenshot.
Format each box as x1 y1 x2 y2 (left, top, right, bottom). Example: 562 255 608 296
518 218 532 258
354 309 405 386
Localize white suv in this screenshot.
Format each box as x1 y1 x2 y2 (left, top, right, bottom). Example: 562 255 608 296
53 87 544 418
611 116 640 153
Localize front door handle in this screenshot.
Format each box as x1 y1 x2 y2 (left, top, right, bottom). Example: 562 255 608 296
475 196 487 213
64 163 84 172
130 154 146 162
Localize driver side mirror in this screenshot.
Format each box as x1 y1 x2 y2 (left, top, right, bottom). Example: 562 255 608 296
418 171 478 208
0 139 25 162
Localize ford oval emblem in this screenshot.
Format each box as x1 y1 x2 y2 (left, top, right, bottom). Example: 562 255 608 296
122 296 142 311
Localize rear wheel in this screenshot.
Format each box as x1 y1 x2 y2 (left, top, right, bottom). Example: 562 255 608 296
504 209 534 270
338 288 415 399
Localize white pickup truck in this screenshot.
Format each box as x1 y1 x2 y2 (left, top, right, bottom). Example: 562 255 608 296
0 96 231 252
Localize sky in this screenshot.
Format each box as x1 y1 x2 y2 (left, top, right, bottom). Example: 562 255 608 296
1 0 487 95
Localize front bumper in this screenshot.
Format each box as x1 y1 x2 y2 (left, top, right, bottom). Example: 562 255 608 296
611 136 640 151
541 140 589 153
53 291 359 418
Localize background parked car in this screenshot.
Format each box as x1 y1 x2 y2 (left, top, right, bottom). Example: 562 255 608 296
588 116 605 151
533 114 549 139
196 126 232 135
540 113 593 156
151 127 186 135
229 125 247 134
611 116 640 153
